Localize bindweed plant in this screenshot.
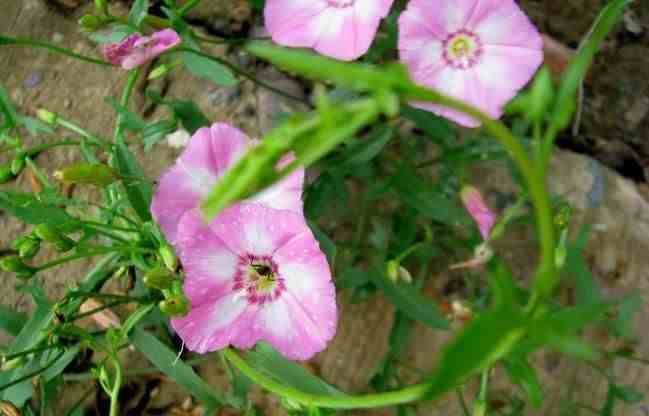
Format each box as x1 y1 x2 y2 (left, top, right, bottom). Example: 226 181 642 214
0 0 644 415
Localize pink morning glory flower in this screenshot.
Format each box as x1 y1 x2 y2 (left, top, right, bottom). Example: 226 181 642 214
171 203 337 360
151 123 304 244
461 185 496 240
398 0 543 127
102 29 181 70
264 0 395 61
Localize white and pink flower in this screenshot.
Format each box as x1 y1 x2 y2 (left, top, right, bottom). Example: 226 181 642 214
264 0 395 61
398 0 543 127
151 123 304 244
102 29 181 70
171 204 337 360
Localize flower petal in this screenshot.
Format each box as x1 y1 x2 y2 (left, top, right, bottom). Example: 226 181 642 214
207 203 309 257
398 0 477 41
258 232 337 360
264 0 328 48
468 0 543 48
409 67 482 128
151 123 249 243
171 289 259 353
176 210 239 304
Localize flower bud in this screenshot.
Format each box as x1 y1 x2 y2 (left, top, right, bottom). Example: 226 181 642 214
386 260 412 284
18 237 40 260
0 256 36 279
54 163 117 187
34 224 75 252
159 295 190 317
159 244 178 271
555 229 569 269
147 60 182 80
460 185 496 241
10 157 25 176
78 14 104 32
36 109 58 125
1 356 26 372
143 267 175 291
0 165 15 184
11 236 29 251
554 203 573 231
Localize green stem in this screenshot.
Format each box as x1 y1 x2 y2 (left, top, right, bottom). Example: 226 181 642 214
56 118 106 146
67 300 130 322
223 349 428 409
80 220 140 234
109 358 123 416
0 351 65 393
0 36 110 66
24 157 53 189
36 246 152 272
405 86 556 312
195 35 271 46
23 139 89 156
173 48 308 105
114 69 141 144
2 343 59 362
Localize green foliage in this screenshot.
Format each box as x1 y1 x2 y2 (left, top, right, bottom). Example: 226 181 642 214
128 0 150 28
130 328 229 411
113 141 153 222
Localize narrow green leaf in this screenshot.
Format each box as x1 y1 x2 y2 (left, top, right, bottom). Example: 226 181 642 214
308 221 337 267
0 83 19 128
371 267 449 330
113 142 153 221
130 328 226 408
120 303 154 338
550 0 630 131
0 304 28 337
0 191 75 229
128 0 150 28
334 126 393 169
146 90 209 134
245 343 345 397
425 306 526 400
503 356 544 408
400 105 455 145
182 51 238 87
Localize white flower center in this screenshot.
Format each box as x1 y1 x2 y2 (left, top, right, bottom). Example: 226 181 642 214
233 254 285 306
443 30 483 70
326 0 354 8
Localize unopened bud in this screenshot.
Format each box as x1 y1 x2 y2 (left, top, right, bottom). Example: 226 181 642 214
1 356 26 371
460 186 496 241
144 267 175 290
159 244 178 271
159 295 190 317
18 237 40 260
78 14 104 32
36 109 58 125
555 229 569 269
554 204 573 231
54 163 117 187
0 165 15 184
0 256 36 279
34 224 75 252
386 260 412 283
10 157 25 176
147 61 182 80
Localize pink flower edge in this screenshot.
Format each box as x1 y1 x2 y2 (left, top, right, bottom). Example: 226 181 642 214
151 122 304 245
171 203 337 361
264 0 395 61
